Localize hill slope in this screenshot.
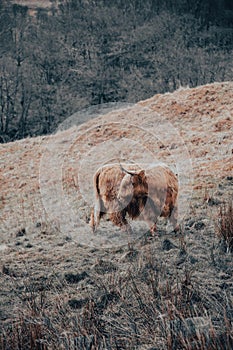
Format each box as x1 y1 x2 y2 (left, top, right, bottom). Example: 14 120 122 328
0 82 232 348
0 81 232 239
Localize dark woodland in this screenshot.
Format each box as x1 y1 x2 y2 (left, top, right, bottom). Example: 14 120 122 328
0 0 233 142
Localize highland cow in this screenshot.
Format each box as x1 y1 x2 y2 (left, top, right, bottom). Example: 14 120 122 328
90 163 179 235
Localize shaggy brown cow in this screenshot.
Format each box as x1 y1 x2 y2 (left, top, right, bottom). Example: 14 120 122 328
90 163 179 235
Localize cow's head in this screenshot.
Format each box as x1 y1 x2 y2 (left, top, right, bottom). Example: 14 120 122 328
117 168 148 207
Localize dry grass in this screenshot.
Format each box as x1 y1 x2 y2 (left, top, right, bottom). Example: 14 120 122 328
0 82 233 349
216 201 233 253
1 246 232 350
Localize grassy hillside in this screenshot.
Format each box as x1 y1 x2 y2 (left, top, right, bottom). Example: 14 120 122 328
0 82 232 349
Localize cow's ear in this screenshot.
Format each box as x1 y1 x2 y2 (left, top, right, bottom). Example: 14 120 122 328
138 170 146 179
132 170 146 185
138 170 146 181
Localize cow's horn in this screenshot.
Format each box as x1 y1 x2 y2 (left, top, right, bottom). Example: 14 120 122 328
119 163 137 176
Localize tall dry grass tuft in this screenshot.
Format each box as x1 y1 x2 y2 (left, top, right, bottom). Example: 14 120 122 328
216 201 233 253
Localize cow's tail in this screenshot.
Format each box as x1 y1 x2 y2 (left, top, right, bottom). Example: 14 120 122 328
90 170 101 232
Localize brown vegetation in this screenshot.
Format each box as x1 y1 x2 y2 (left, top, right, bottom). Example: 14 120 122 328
0 82 233 349
216 201 233 253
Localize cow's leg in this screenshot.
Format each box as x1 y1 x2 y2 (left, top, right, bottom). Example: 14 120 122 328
139 208 157 235
89 208 95 232
120 221 134 250
94 200 101 229
142 197 162 236
109 211 134 249
150 223 157 236
90 200 104 233
169 204 180 233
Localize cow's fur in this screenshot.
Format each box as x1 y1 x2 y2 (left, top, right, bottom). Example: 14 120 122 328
90 163 179 234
